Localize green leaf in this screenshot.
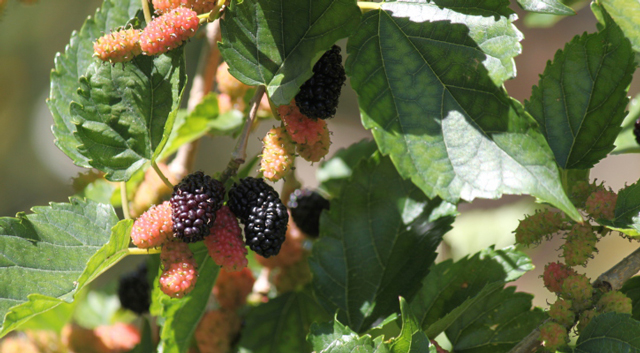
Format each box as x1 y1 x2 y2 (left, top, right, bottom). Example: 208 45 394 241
238 289 330 353
219 0 361 105
445 287 546 353
0 199 129 337
48 0 141 168
409 246 533 334
599 0 640 61
389 298 434 353
317 139 378 198
620 276 640 321
575 313 640 352
599 180 640 237
613 94 640 155
309 153 455 333
515 0 575 15
156 242 219 353
70 48 187 181
346 1 581 222
308 316 388 353
523 0 588 28
130 316 155 353
160 93 243 159
525 14 635 170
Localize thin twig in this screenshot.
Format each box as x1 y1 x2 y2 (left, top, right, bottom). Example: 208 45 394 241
220 86 266 184
509 245 640 353
121 182 131 220
152 161 174 189
169 20 222 180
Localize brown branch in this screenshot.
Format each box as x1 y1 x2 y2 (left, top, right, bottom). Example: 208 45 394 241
509 245 640 353
168 19 222 181
219 86 265 184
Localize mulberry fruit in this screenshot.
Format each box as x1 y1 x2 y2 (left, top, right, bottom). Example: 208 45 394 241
152 0 216 14
160 241 198 298
596 291 632 314
294 45 346 120
260 127 296 182
296 123 331 162
562 223 598 266
539 321 568 352
560 274 593 310
217 61 250 99
170 171 225 243
542 262 577 294
140 7 199 56
514 209 564 246
548 299 575 326
118 263 151 315
278 100 327 145
227 177 289 257
577 309 596 333
585 188 617 220
213 267 255 310
256 216 305 268
130 201 173 248
94 323 141 352
287 189 329 238
204 206 248 271
93 28 142 63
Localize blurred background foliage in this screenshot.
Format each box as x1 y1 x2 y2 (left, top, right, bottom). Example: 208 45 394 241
0 0 639 310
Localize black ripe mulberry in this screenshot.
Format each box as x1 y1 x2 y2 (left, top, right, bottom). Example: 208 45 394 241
287 189 329 238
170 171 225 243
294 45 346 120
227 177 289 258
634 118 640 145
118 263 150 315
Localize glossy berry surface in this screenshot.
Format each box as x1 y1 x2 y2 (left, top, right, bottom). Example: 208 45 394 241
227 177 289 257
140 7 199 55
294 45 346 120
170 171 225 243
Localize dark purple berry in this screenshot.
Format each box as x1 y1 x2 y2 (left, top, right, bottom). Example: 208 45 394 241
118 263 150 315
170 171 225 243
294 45 346 120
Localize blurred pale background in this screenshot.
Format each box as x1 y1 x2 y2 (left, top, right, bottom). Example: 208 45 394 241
1 0 639 308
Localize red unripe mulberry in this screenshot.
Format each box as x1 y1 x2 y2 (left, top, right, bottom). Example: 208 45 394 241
152 0 216 14
539 321 568 352
585 188 617 220
278 100 327 145
542 262 577 294
93 28 142 63
140 7 199 56
204 206 248 271
514 209 564 246
131 201 173 248
213 267 255 311
160 241 198 298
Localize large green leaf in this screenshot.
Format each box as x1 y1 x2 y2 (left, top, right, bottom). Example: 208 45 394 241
238 289 330 353
599 0 640 60
389 298 434 353
0 199 129 337
308 316 389 353
219 0 361 105
575 313 640 352
599 180 640 237
70 49 186 181
48 0 141 168
309 153 455 333
515 0 575 15
525 14 635 170
317 139 378 198
155 242 219 353
346 0 581 222
444 287 546 353
409 246 533 333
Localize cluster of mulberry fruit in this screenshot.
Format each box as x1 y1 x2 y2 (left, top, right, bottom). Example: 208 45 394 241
93 6 200 63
